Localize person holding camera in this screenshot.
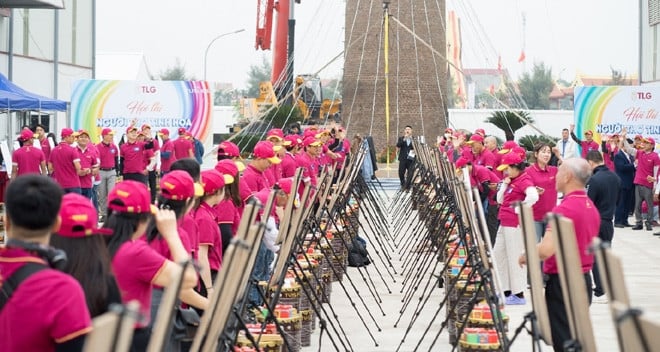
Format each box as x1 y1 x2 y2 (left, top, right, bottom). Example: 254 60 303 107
396 125 415 190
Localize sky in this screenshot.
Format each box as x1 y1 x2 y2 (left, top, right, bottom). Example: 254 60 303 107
96 0 639 89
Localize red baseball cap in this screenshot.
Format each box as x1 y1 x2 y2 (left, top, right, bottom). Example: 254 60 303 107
160 170 204 201
214 159 239 178
474 128 486 136
467 134 484 144
178 127 187 135
61 128 77 138
101 128 115 136
17 129 34 142
126 126 138 134
200 170 226 194
253 141 281 164
58 193 112 237
284 135 302 148
157 128 170 136
107 181 157 214
498 141 519 154
455 157 469 169
217 141 241 158
77 129 90 137
303 129 317 139
266 128 285 141
303 136 322 148
275 177 294 195
643 137 656 145
497 151 526 171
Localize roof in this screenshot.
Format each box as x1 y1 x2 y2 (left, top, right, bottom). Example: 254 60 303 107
1 0 63 8
549 84 574 99
96 52 152 80
574 73 639 86
463 68 510 76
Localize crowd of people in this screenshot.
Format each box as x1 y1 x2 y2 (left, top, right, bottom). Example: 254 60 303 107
0 122 352 352
435 124 660 351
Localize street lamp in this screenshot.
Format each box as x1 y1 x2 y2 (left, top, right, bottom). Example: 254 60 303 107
204 28 246 81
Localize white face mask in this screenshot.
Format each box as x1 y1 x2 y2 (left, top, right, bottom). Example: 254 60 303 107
444 133 451 139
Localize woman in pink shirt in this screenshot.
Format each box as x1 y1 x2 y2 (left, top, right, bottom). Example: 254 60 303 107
103 181 198 351
495 152 539 305
525 143 560 241
214 159 242 257
193 170 227 298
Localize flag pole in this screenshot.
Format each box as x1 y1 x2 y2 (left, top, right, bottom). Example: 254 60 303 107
383 0 391 176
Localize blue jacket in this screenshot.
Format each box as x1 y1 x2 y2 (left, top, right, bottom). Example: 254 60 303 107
613 150 635 190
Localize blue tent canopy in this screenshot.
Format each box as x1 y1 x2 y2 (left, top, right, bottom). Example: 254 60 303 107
0 73 67 111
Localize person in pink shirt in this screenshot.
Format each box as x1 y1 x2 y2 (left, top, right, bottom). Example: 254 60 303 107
172 127 195 160
495 151 539 305
569 124 600 158
35 124 52 161
519 158 600 351
264 128 287 186
621 131 660 231
193 170 226 297
525 143 559 241
215 159 242 255
76 130 99 200
48 128 84 194
96 128 118 221
281 134 302 178
0 175 92 352
141 124 160 202
467 134 496 170
12 129 47 178
600 134 619 171
158 128 175 175
120 126 152 185
296 136 323 194
103 180 198 350
239 140 281 202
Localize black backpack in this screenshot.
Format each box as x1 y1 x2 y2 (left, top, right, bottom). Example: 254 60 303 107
348 237 371 267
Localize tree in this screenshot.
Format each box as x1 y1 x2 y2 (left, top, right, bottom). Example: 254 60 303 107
518 134 559 151
156 58 196 81
609 67 631 86
485 110 534 141
322 78 343 100
518 62 553 109
214 89 245 106
246 56 272 98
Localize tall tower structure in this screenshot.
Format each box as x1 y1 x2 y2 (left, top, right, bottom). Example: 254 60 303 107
342 0 448 152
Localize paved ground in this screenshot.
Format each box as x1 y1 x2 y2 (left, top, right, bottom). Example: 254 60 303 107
301 179 660 351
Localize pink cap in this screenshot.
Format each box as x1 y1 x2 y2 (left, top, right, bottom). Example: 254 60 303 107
253 141 281 164
644 137 656 145
284 135 302 148
61 128 77 138
58 193 112 237
101 128 114 136
160 170 204 200
178 127 187 135
108 181 157 214
217 141 241 158
266 128 285 141
200 170 226 194
215 159 240 178
498 141 519 154
497 151 526 171
157 128 170 136
17 129 34 142
467 134 484 144
303 136 322 148
275 177 294 195
474 128 486 136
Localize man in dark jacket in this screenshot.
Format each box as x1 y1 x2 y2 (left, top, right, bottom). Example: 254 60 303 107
614 147 636 227
586 150 621 302
396 125 415 190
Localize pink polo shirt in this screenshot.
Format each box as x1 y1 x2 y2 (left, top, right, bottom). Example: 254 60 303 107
473 149 496 170
195 202 222 271
77 145 99 188
526 163 559 221
470 165 500 191
579 140 600 158
281 152 298 178
543 190 600 274
40 138 52 161
498 172 535 227
296 151 318 186
49 143 81 189
148 224 193 260
240 164 270 201
603 144 617 171
0 248 92 352
96 142 118 169
264 163 282 186
216 199 240 235
120 141 147 174
112 237 167 328
160 139 175 172
172 137 193 160
12 146 45 176
181 213 199 260
633 150 660 188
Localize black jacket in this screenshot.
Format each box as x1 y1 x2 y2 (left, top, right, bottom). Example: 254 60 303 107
396 136 414 162
587 164 621 221
613 150 635 190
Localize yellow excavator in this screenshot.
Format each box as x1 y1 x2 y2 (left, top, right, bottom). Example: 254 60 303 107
293 74 341 122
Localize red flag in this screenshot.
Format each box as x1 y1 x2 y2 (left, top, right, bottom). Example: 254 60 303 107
488 85 495 95
497 55 502 71
517 50 526 63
